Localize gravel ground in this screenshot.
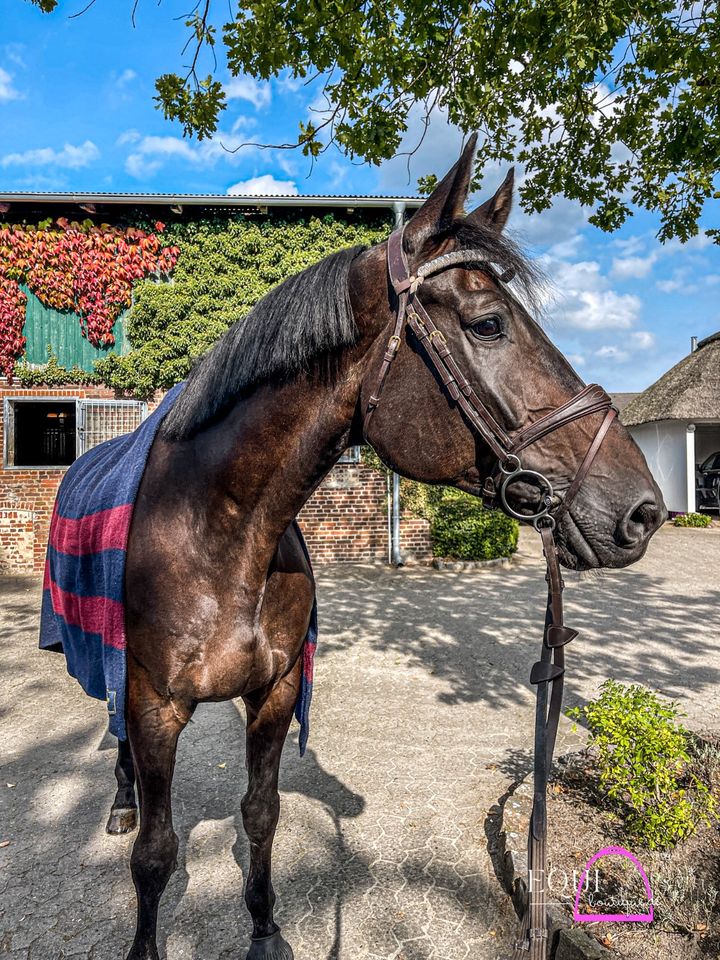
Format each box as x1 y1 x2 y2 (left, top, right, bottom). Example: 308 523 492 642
1 523 718 960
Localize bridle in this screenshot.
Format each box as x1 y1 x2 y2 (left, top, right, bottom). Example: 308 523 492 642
363 225 618 959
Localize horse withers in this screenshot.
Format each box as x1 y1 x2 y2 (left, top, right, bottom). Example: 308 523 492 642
70 136 665 960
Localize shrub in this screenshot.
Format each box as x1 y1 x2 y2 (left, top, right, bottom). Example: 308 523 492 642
362 457 520 561
568 680 717 849
427 488 519 560
96 212 391 397
673 512 712 528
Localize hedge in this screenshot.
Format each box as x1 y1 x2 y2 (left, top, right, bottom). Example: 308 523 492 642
94 212 392 397
400 477 520 561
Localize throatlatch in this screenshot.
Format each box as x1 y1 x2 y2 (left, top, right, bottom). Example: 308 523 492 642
365 224 617 959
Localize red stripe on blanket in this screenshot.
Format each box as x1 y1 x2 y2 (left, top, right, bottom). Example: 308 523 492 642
48 580 125 650
50 503 133 556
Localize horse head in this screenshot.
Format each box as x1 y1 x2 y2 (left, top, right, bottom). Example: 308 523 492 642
357 136 666 570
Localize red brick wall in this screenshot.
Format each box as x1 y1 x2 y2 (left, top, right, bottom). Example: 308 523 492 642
0 382 431 572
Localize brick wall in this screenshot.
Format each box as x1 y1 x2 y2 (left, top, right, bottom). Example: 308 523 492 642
0 382 431 573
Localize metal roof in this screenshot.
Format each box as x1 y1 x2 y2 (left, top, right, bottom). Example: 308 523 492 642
0 191 424 209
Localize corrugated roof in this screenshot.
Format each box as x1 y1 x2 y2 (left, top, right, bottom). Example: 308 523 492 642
0 191 423 208
621 333 720 426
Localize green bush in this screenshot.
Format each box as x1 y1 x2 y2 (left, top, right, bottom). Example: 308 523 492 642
568 680 717 849
363 453 519 561
673 512 712 528
426 487 519 560
95 212 391 397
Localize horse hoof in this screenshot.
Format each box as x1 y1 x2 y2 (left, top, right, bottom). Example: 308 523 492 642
106 806 138 834
246 931 294 960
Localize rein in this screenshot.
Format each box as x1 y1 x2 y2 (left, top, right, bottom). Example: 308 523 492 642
364 225 617 959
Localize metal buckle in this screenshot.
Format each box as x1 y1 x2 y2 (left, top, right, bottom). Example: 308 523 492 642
429 329 446 345
387 335 401 350
500 454 521 475
500 468 555 523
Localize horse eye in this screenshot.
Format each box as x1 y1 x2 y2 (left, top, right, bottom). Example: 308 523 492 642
471 315 502 340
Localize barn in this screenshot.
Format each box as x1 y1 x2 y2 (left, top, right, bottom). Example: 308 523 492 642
0 191 431 573
622 332 720 514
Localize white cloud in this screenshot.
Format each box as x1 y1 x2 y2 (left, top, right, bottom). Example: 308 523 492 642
1 140 100 169
117 129 141 146
116 68 137 88
596 345 630 362
225 75 271 109
125 154 162 179
655 266 700 294
544 259 641 330
276 70 304 94
568 353 586 367
630 330 655 349
612 234 647 256
0 66 21 101
4 44 26 68
227 174 298 196
124 130 259 178
611 252 658 279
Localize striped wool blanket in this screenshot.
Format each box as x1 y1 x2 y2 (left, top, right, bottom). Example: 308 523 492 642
39 382 318 752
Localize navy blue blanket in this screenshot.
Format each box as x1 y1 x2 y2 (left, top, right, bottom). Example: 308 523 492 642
39 383 317 753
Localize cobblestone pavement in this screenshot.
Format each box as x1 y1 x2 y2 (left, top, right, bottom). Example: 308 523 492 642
1 524 718 960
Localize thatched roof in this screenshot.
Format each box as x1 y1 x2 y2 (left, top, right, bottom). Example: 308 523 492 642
621 331 720 427
610 392 639 412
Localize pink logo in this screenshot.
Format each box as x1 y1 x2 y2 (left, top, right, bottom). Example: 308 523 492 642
573 846 653 923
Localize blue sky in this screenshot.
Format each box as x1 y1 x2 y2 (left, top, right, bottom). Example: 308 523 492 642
2 1 719 393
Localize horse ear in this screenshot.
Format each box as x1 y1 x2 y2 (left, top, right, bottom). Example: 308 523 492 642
403 133 478 255
466 168 514 232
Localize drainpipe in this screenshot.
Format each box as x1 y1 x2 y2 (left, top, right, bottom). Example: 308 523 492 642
686 424 697 514
389 202 406 566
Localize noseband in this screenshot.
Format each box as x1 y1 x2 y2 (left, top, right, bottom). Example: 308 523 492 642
364 226 618 959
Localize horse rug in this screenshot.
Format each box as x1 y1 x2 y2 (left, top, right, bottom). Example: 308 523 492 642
39 383 318 753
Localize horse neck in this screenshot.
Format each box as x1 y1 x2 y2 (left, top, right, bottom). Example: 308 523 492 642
163 247 389 584
180 350 368 579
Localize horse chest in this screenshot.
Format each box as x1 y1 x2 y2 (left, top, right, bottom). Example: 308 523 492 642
155 587 308 703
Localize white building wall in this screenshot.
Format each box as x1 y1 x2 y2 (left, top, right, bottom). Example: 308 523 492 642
629 420 693 513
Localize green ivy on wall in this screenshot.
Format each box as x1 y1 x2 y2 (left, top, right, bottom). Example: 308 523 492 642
93 212 392 397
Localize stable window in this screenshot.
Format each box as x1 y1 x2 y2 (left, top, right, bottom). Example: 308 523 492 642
4 398 147 468
338 446 361 464
5 400 77 467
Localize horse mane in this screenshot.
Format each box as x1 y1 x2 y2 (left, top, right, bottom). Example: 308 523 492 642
161 244 366 441
161 217 543 442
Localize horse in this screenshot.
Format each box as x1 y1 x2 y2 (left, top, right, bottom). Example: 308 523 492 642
98 136 664 960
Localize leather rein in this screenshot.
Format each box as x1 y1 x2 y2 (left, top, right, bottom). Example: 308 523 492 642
363 225 618 959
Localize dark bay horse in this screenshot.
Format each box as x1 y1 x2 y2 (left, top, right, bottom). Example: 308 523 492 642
108 137 664 960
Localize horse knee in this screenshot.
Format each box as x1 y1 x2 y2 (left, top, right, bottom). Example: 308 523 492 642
131 829 179 891
241 789 279 844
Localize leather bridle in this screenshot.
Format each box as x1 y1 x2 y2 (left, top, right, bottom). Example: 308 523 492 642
363 225 618 959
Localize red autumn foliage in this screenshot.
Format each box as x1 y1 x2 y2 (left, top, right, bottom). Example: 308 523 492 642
0 219 179 380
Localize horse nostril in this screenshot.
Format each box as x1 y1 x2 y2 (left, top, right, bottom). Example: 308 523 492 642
618 498 665 546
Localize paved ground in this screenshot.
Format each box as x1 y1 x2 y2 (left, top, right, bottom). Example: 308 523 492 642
1 524 719 960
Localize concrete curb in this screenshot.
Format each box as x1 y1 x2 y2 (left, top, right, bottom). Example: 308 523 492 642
497 755 612 960
432 555 513 571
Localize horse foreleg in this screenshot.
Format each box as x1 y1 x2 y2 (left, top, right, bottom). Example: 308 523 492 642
125 666 193 960
106 735 138 834
242 660 301 960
